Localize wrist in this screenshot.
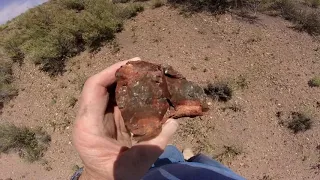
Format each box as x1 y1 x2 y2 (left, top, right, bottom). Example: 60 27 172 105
79 169 96 180
78 171 88 180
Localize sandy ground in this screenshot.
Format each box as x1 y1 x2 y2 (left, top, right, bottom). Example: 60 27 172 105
0 6 320 180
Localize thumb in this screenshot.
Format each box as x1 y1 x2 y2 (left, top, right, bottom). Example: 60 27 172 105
114 119 179 179
141 119 179 149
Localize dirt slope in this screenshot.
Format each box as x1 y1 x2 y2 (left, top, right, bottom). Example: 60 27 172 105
0 6 320 180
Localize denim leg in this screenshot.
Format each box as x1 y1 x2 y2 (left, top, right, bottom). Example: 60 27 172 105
189 154 239 175
152 145 185 168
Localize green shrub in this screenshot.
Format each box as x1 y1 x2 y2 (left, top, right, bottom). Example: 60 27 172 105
309 76 320 87
261 0 320 35
0 124 51 162
113 0 131 3
167 0 256 14
295 11 320 35
167 0 320 35
120 3 145 18
0 83 18 104
305 0 320 8
63 0 86 11
1 0 144 76
0 50 18 107
152 0 165 9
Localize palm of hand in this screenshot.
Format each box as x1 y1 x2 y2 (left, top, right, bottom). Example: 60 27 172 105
72 59 178 180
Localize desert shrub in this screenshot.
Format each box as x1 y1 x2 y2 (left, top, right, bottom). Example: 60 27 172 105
264 0 320 35
204 82 233 102
119 3 145 19
1 0 143 76
167 0 320 35
2 38 25 65
305 0 320 8
0 124 51 162
113 0 131 3
0 61 13 85
68 96 78 107
0 50 18 108
167 0 261 14
287 11 320 35
63 0 86 11
152 0 165 8
168 0 232 13
279 112 313 134
287 112 312 133
0 62 18 103
308 76 320 87
295 11 320 35
265 0 296 20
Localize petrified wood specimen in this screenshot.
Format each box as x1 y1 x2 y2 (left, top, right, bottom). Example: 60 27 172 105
115 61 207 141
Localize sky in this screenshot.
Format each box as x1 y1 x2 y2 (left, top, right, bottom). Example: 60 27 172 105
0 0 48 24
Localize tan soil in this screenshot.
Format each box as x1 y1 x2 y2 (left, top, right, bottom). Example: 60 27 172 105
1 6 320 180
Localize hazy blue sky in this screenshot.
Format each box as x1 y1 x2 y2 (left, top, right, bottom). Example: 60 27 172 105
0 0 48 24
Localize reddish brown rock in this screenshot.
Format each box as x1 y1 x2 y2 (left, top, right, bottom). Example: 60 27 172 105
115 61 169 141
163 65 208 118
115 61 207 141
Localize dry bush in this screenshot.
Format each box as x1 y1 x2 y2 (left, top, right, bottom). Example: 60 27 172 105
167 0 263 14
68 96 78 107
168 0 320 35
308 76 320 87
0 50 18 109
151 0 165 8
204 82 233 102
287 112 312 134
294 11 320 35
279 112 313 134
262 0 320 35
0 124 51 162
305 0 320 8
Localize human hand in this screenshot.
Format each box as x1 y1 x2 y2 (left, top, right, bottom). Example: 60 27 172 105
72 58 179 180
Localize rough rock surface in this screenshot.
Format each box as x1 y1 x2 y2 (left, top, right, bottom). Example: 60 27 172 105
115 61 207 141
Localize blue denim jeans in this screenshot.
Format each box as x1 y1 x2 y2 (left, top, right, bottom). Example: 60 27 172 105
152 145 240 176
